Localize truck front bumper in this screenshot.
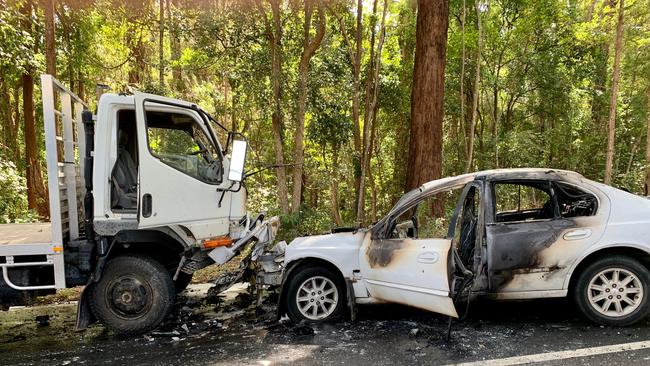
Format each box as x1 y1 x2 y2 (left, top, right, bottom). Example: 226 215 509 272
207 216 281 266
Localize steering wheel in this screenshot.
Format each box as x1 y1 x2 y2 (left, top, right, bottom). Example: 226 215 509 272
200 160 222 182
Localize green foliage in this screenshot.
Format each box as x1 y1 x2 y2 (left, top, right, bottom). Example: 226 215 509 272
0 0 649 230
0 158 38 223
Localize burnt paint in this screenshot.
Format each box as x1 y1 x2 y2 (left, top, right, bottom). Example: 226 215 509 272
366 239 405 268
486 219 575 289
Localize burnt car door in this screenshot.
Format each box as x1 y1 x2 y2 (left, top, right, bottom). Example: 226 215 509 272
358 181 483 318
485 179 601 293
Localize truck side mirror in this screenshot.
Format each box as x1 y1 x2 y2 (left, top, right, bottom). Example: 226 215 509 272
228 139 247 182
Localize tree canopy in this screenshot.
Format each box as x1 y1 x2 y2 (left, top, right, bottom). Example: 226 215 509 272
0 0 649 237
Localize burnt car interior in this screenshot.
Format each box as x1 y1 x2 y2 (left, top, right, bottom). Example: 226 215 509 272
553 181 598 217
494 181 554 223
386 185 480 272
457 186 479 267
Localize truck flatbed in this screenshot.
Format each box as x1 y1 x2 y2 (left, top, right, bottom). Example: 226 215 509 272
0 223 52 245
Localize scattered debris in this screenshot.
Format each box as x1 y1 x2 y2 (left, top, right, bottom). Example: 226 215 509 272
35 315 49 326
410 328 420 337
151 330 181 337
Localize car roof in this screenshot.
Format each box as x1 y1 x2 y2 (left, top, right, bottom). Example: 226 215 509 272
473 168 583 181
419 168 583 193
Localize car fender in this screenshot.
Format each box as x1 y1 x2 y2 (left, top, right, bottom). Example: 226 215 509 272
563 242 650 289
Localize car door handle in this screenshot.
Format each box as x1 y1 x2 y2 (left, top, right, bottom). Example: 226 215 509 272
417 252 439 264
563 229 591 241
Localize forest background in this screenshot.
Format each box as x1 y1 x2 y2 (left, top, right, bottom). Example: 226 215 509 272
0 0 648 238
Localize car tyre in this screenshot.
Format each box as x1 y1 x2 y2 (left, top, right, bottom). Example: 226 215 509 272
574 255 650 326
89 255 175 335
286 265 346 323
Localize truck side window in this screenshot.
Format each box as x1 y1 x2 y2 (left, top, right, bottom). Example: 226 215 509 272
494 182 554 223
554 182 598 217
146 111 222 184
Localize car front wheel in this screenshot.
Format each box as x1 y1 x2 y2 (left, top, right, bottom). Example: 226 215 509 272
285 266 346 323
574 255 650 326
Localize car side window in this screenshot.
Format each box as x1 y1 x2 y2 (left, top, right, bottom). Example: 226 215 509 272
494 182 554 223
390 187 464 239
554 182 598 217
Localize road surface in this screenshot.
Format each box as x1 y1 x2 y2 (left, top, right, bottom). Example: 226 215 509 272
1 284 650 365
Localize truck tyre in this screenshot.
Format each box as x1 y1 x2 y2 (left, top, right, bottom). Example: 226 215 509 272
574 255 650 326
285 265 346 323
89 255 175 335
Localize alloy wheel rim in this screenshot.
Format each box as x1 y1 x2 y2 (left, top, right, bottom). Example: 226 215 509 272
587 268 643 317
296 276 338 320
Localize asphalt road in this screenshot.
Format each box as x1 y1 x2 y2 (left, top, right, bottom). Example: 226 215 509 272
2 284 650 366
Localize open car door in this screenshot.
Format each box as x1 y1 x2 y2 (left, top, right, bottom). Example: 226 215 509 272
134 92 231 230
359 235 458 317
358 179 484 318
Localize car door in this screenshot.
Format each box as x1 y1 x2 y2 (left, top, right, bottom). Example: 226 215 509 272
486 179 604 293
134 93 231 233
358 182 479 318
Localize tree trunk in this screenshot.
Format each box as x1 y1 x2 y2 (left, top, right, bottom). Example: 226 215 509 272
168 0 184 92
352 0 363 215
465 0 482 173
44 0 56 76
22 73 49 218
159 0 165 88
256 0 290 214
329 148 343 226
21 1 49 218
291 0 325 214
356 0 388 223
333 0 363 215
0 77 19 162
458 0 466 153
392 0 416 198
356 0 379 222
645 87 650 196
126 2 146 85
604 0 625 185
406 0 448 214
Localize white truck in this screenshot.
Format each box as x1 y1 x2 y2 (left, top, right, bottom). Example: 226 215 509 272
0 75 277 335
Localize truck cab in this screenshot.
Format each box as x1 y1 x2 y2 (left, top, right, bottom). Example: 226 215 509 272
0 75 272 335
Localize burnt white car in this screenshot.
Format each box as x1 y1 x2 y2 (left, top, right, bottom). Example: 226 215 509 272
264 169 650 326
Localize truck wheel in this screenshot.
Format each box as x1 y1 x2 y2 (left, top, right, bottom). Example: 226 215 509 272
285 266 346 323
89 255 175 335
574 255 650 326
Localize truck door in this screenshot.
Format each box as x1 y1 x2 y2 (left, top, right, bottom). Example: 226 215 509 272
358 183 478 318
134 93 231 233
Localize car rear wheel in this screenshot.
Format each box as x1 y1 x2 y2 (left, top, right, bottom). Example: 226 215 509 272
574 255 650 326
89 255 175 335
285 266 346 323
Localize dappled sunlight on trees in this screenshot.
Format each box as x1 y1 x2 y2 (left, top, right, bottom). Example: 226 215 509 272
0 0 648 236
